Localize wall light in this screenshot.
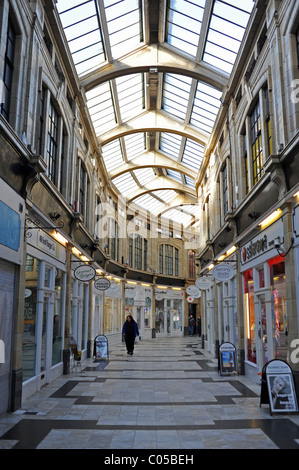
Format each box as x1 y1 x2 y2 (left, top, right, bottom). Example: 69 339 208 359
72 247 81 256
293 191 299 198
52 230 68 246
226 245 237 256
259 209 282 229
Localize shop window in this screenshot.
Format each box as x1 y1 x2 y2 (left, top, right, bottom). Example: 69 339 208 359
244 269 256 364
269 256 287 361
1 18 16 122
23 254 39 381
258 267 265 288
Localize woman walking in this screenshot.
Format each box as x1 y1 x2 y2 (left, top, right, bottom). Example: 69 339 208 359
122 315 139 355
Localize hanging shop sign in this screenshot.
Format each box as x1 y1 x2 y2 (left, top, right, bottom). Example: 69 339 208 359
187 296 194 303
186 285 201 298
94 277 111 291
260 360 298 415
195 276 213 290
74 265 96 282
212 263 235 282
218 342 237 376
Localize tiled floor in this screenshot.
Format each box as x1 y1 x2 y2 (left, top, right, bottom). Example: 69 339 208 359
1 336 299 450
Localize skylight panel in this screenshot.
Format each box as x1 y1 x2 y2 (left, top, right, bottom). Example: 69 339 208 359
163 74 192 121
203 0 254 74
155 190 178 203
162 208 193 226
116 74 144 122
134 168 155 186
86 82 116 136
102 139 124 172
57 0 105 76
190 81 222 134
167 170 182 182
182 139 205 170
185 176 195 188
112 172 139 196
134 194 165 214
124 133 146 160
166 0 206 57
160 133 182 160
104 0 143 59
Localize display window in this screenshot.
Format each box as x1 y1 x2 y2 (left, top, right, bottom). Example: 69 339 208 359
244 268 256 364
269 256 287 361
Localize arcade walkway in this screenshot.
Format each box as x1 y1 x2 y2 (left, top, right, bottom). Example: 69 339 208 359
0 336 299 450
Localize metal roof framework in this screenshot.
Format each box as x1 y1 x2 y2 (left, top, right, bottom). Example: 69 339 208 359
56 0 255 227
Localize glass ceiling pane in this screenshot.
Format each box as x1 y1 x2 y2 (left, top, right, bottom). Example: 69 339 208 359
185 176 195 188
190 81 222 134
160 132 182 160
123 133 146 159
203 0 254 74
112 172 139 196
162 208 193 225
134 168 155 186
162 74 192 121
167 169 182 183
134 194 166 214
57 0 105 77
182 139 205 170
102 140 124 172
155 190 178 203
116 74 144 122
104 0 143 59
86 82 116 136
166 0 206 57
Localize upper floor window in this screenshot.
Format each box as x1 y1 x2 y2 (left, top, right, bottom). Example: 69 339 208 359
188 251 195 278
47 99 59 184
222 163 229 216
250 100 263 185
296 24 299 66
38 86 67 191
76 158 90 225
129 235 147 271
264 86 272 156
1 18 16 121
159 245 179 276
242 133 249 195
108 217 119 261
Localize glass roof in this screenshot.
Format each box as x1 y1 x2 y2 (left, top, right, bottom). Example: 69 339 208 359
56 0 255 227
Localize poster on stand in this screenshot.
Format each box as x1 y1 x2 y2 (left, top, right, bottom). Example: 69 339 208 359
219 342 237 375
265 360 298 414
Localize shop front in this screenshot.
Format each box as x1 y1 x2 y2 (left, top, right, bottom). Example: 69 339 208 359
155 287 184 337
22 227 66 400
125 283 152 340
241 218 288 380
0 178 25 414
103 280 122 342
